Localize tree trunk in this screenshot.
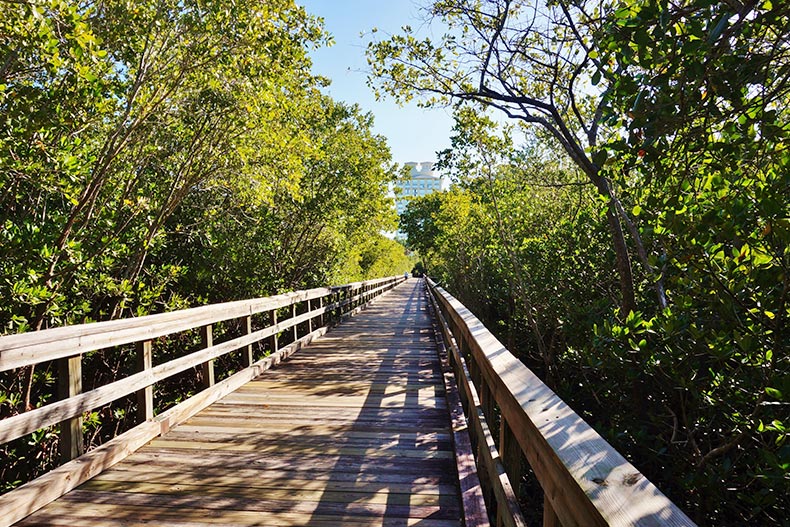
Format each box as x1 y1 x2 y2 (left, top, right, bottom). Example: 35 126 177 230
605 202 636 314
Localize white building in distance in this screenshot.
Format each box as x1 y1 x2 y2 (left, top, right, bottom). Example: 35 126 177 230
395 161 442 215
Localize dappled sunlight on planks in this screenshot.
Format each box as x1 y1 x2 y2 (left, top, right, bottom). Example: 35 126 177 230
16 279 464 527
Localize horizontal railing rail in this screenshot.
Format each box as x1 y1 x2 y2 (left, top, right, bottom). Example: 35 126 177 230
0 275 406 527
426 278 696 527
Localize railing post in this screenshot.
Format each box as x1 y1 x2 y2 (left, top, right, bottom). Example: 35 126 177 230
499 418 524 498
480 380 495 425
200 324 214 389
292 303 298 342
307 299 313 333
57 355 83 462
242 315 253 367
269 309 279 353
463 338 483 392
135 340 154 423
543 495 560 527
318 296 324 328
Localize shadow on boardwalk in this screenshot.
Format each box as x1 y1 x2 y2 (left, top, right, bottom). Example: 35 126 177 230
16 279 462 527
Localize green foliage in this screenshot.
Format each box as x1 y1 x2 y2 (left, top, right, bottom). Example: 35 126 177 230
0 0 402 494
335 235 415 284
401 111 615 374
376 1 789 522
587 1 790 521
402 92 788 522
161 97 401 299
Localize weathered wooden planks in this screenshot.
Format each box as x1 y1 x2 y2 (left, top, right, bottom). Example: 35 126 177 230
15 279 468 527
0 277 405 372
427 279 697 527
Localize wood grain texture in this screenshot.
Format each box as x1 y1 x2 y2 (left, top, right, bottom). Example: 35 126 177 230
0 324 330 527
428 279 697 527
0 276 405 372
0 278 404 444
56 355 83 463
13 279 464 527
426 281 491 527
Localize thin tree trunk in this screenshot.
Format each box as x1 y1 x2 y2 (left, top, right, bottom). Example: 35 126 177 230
604 203 637 314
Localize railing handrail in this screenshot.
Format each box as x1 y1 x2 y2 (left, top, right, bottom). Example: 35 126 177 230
0 275 406 527
0 276 399 372
426 278 696 527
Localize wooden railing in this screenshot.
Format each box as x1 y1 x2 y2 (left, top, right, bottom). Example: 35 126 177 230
426 279 697 527
0 275 405 527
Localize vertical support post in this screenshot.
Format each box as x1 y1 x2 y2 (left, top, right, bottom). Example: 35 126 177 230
242 315 253 367
318 296 324 328
543 495 560 527
480 380 495 426
463 339 482 391
292 303 298 342
475 413 496 513
200 324 215 389
57 355 83 462
307 299 313 333
269 309 279 354
499 418 524 498
135 340 154 423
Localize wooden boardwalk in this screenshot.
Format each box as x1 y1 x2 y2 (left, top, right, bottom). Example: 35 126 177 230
17 279 463 527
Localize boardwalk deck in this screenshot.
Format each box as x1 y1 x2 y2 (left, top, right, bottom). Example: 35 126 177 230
16 279 464 527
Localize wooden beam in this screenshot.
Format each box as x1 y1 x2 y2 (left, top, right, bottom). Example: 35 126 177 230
242 316 253 367
57 355 83 463
426 284 490 527
543 495 560 527
1 318 333 444
269 310 278 354
200 325 214 390
0 323 336 527
292 304 298 342
427 280 697 527
499 418 524 498
0 420 160 527
135 340 153 423
0 276 404 373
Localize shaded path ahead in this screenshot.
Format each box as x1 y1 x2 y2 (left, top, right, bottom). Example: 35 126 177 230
18 279 463 527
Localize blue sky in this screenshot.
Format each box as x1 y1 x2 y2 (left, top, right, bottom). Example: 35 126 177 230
298 0 455 166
